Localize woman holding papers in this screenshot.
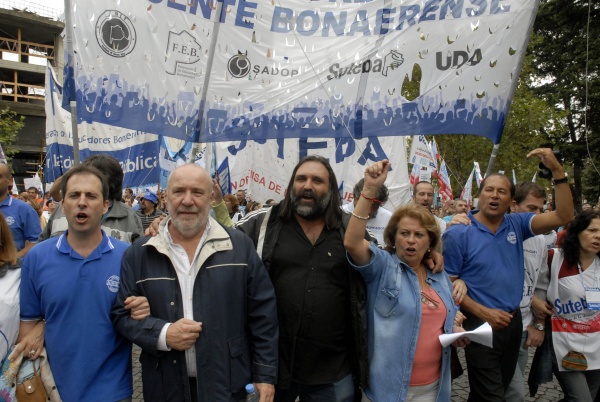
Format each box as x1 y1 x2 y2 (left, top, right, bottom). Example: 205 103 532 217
537 210 600 401
344 160 468 402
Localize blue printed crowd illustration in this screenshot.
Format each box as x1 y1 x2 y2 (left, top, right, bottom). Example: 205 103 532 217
43 0 539 204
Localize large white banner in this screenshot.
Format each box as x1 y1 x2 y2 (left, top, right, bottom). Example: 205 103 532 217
212 136 411 209
63 0 539 145
45 63 164 187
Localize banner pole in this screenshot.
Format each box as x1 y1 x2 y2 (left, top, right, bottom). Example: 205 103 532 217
64 0 80 165
192 0 225 160
485 143 501 178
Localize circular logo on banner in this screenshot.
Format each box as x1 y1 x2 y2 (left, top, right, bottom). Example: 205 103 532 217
96 10 137 58
227 52 251 78
506 232 517 244
106 275 120 293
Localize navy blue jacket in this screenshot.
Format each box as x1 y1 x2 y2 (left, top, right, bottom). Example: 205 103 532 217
112 217 278 402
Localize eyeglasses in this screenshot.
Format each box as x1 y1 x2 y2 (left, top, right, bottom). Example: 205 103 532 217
420 291 439 309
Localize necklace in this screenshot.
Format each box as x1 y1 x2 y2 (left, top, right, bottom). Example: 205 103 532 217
415 265 438 309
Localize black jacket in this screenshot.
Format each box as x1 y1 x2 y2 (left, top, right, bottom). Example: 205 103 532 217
111 218 278 402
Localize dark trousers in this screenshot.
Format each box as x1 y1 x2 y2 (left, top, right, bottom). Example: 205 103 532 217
274 374 354 402
463 309 522 402
189 377 198 402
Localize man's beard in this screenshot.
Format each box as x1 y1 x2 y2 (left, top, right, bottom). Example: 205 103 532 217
170 207 208 237
291 188 331 220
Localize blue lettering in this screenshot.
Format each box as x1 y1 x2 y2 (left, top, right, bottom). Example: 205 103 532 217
554 297 588 314
335 137 356 163
189 0 212 19
375 8 395 35
167 0 186 12
396 5 420 30
323 11 347 37
299 138 328 160
348 10 371 36
421 0 441 21
440 0 464 19
358 137 389 165
491 0 510 14
297 10 319 36
554 298 563 314
271 6 292 33
218 0 237 23
235 1 257 29
466 0 487 17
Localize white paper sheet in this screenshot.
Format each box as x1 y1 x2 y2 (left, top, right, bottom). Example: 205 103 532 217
439 322 493 348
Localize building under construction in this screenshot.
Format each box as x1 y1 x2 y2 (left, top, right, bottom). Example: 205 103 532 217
0 0 63 190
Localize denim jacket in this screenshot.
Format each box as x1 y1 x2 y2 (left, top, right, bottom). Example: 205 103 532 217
348 242 458 402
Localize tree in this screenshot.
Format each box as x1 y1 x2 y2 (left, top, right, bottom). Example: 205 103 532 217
0 108 25 158
529 0 600 210
434 34 565 198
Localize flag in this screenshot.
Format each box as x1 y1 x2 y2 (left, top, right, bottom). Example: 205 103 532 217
62 0 539 144
461 167 475 209
0 143 6 165
410 163 422 188
438 161 453 201
217 157 231 196
431 139 440 170
473 162 484 188
409 136 437 170
34 172 44 198
338 181 345 202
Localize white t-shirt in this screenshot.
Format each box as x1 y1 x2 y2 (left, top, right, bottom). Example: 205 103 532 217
520 234 548 328
0 267 21 359
342 203 392 246
434 215 447 234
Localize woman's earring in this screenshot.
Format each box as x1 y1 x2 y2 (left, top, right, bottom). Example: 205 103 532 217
427 249 431 253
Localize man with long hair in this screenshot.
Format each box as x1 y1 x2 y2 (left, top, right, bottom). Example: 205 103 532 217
233 155 369 401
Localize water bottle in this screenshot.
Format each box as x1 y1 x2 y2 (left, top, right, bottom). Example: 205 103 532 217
245 383 260 402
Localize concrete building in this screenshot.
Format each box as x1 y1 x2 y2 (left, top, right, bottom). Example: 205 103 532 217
0 0 63 190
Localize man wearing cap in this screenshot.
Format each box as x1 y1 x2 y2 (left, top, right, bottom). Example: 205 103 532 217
136 191 163 231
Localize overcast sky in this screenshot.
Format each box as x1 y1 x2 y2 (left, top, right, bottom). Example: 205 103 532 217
45 0 64 14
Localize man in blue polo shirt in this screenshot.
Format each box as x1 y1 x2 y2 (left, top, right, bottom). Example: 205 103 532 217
18 164 134 402
0 162 41 257
442 148 574 402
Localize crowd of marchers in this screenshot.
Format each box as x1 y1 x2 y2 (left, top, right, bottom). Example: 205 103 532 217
1 148 599 402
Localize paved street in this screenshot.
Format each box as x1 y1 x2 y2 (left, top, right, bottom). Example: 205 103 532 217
131 344 564 401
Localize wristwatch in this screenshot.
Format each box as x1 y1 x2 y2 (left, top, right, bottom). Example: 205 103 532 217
532 323 545 331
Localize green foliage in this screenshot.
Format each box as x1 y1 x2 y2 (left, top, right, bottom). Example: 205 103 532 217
0 108 25 159
401 64 422 101
433 33 565 198
528 0 600 208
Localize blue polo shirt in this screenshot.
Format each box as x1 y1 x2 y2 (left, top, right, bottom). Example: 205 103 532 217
0 196 41 251
20 231 132 402
442 211 535 312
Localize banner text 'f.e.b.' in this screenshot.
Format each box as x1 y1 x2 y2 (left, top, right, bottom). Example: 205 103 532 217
64 0 539 145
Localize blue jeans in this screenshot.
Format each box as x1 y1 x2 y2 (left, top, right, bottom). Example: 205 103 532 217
274 374 354 402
